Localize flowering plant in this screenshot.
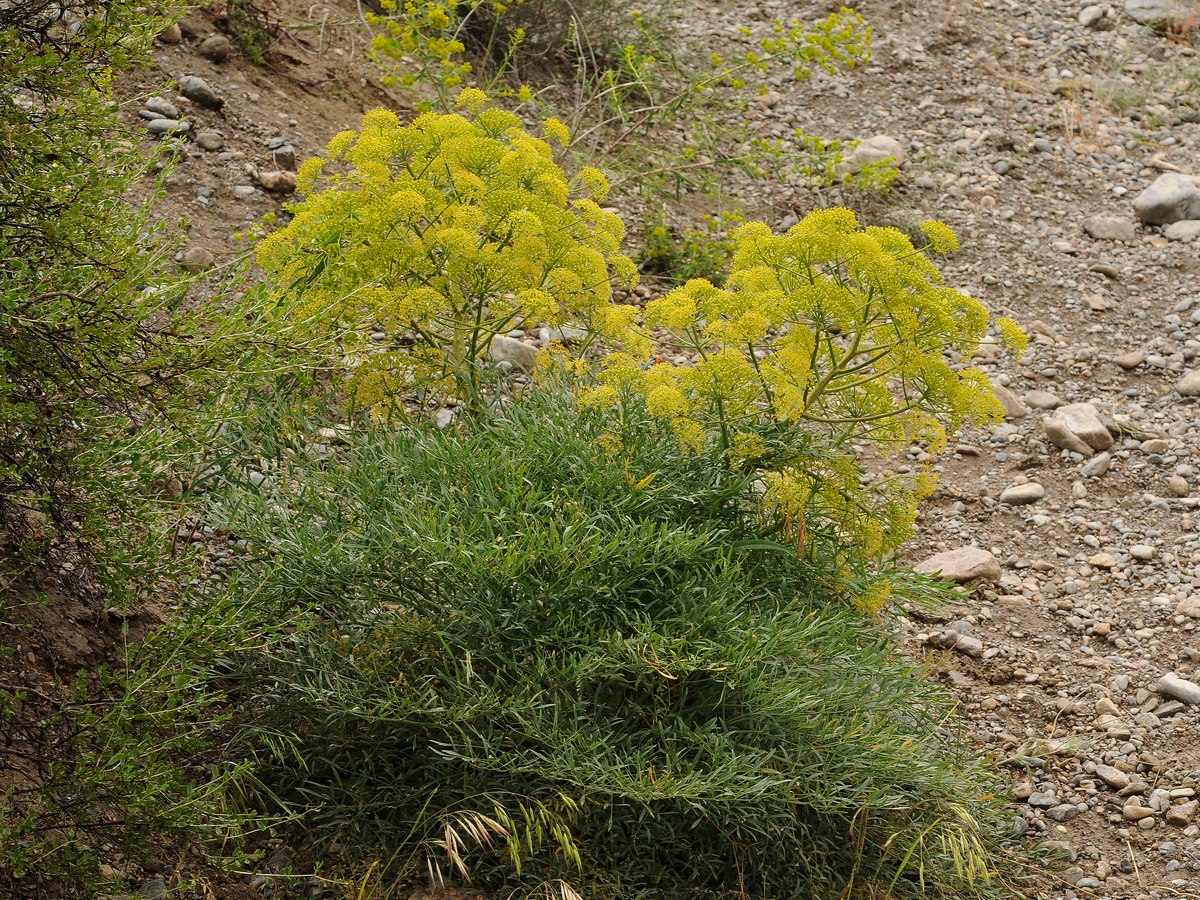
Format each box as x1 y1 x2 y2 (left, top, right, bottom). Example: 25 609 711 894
257 90 642 414
581 208 1025 561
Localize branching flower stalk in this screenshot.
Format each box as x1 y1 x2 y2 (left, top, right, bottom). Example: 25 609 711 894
579 208 1027 560
256 90 644 415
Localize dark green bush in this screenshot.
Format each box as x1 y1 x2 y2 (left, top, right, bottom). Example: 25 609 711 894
213 391 1003 899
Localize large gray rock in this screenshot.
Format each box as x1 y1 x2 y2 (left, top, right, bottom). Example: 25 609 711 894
1125 0 1180 23
1156 672 1200 706
1133 173 1200 225
913 547 1001 583
178 74 224 110
1043 403 1113 456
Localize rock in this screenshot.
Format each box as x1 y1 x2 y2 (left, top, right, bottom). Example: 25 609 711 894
991 383 1029 419
1116 350 1145 369
1095 764 1130 790
1089 552 1118 569
1129 544 1155 561
1025 390 1062 410
489 335 539 371
844 135 906 172
943 632 983 657
913 547 1001 583
198 34 232 62
1082 215 1135 241
1133 173 1200 225
1164 220 1200 242
272 144 297 170
538 325 590 346
157 23 182 44
1080 452 1111 478
178 74 224 110
1027 790 1059 808
1168 474 1191 497
255 170 296 193
1046 804 1080 822
1000 482 1045 505
1167 800 1198 827
1157 673 1200 705
1122 803 1157 821
195 130 224 151
1044 403 1113 455
1177 370 1200 396
1175 595 1200 617
180 247 215 272
1079 4 1106 27
145 96 179 118
140 877 168 899
1044 417 1093 456
146 118 190 136
1125 0 1181 23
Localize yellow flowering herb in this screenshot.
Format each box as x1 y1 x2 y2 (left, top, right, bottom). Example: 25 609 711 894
259 95 639 412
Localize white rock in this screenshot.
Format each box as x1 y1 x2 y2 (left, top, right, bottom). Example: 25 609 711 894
1082 215 1135 241
1165 220 1200 242
1156 672 1200 706
1044 403 1113 454
1000 483 1045 505
991 383 1030 419
1025 390 1062 410
844 135 906 172
913 547 1001 583
1044 417 1093 456
1175 595 1200 618
489 335 539 371
1133 173 1200 225
1125 0 1181 23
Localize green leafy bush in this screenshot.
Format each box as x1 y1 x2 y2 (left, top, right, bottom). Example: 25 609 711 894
212 391 1003 899
0 0 251 580
636 209 741 286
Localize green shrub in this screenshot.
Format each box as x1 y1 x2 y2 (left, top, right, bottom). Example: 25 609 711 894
0 0 252 583
0 600 263 889
636 209 741 286
211 390 1004 899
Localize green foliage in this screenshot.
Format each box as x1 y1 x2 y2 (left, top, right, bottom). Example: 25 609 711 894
210 390 1005 899
636 209 742 286
220 0 280 65
0 575 267 889
363 0 872 198
257 95 643 414
0 0 255 582
585 208 1026 561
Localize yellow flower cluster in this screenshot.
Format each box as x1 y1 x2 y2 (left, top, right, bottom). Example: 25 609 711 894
257 91 640 412
594 207 1024 556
